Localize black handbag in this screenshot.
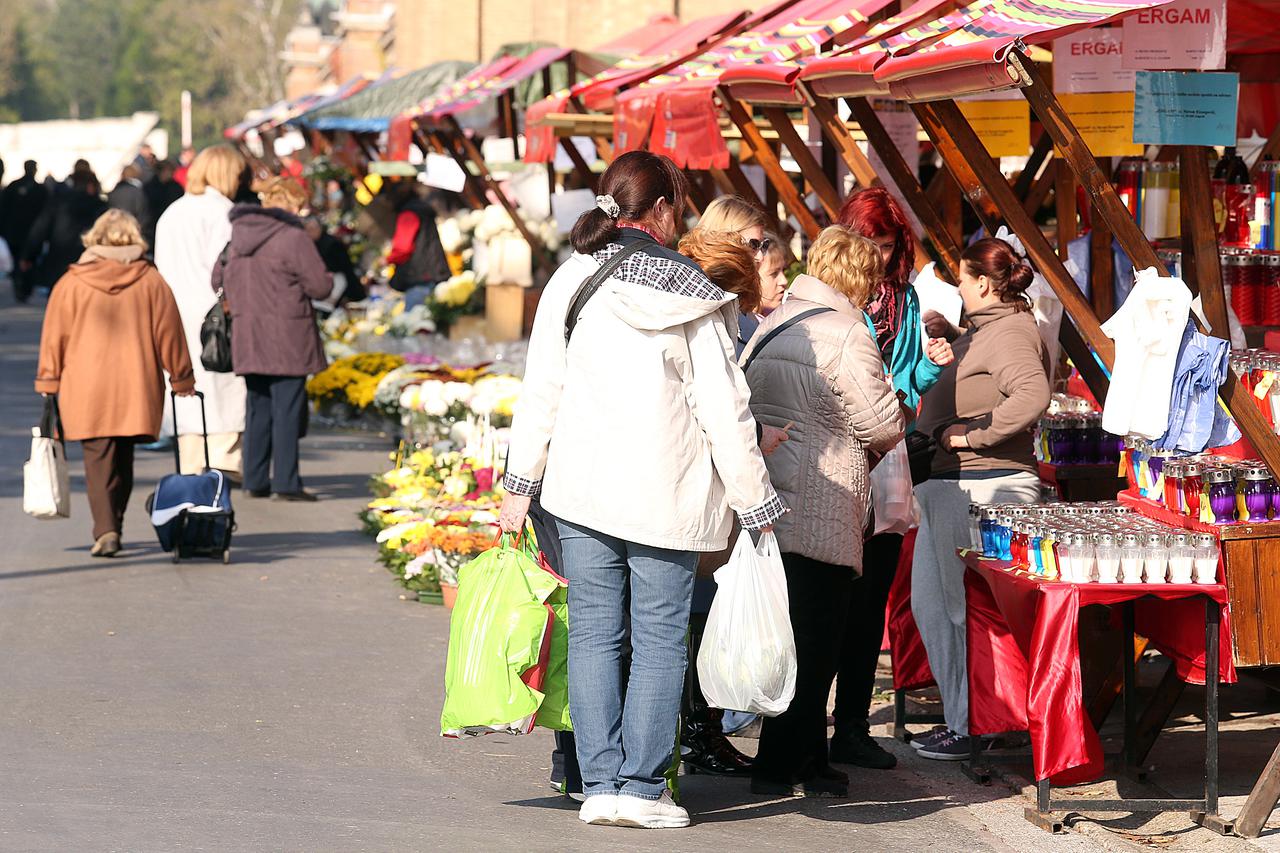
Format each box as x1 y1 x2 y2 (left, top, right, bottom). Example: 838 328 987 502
201 246 233 373
200 294 233 373
905 430 937 486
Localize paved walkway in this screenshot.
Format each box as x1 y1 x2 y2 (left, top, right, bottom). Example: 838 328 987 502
0 297 1233 852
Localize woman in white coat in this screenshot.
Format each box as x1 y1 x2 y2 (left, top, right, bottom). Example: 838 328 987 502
498 151 784 830
153 145 248 477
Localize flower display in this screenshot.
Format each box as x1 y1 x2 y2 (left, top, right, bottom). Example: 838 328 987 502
306 352 406 410
434 270 478 308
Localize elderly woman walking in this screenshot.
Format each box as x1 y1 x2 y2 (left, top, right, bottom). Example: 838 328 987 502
153 144 248 478
214 177 331 501
35 210 195 557
741 225 905 798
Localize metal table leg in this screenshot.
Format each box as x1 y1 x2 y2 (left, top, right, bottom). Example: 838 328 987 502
1192 597 1233 835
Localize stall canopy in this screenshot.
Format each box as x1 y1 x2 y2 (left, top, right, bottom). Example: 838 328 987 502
613 0 898 169
590 14 688 56
523 9 750 163
225 75 376 141
420 46 570 122
295 61 475 134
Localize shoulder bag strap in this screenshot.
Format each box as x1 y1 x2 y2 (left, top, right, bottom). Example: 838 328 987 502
564 242 649 344
741 307 835 374
40 394 65 448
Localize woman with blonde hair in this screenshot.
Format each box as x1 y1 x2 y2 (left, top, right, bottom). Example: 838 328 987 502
35 210 195 556
691 196 776 352
154 144 249 480
741 225 905 798
214 176 331 501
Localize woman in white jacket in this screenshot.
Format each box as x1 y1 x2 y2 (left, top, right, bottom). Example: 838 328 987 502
153 145 248 477
499 151 784 830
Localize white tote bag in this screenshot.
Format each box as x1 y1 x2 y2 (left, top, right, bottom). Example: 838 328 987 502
697 531 797 716
23 398 70 520
869 438 916 536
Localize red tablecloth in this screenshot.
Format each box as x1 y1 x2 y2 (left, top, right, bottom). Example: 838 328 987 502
887 528 936 691
964 555 1236 785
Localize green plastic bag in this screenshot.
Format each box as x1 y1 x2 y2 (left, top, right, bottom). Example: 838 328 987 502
534 571 571 731
440 534 564 737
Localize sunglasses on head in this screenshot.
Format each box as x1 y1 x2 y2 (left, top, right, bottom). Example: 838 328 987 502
747 237 773 254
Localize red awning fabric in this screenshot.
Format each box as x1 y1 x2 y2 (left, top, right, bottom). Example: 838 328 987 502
614 0 896 169
523 10 750 163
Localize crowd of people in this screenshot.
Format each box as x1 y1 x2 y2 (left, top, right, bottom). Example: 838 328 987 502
27 143 381 557
499 151 1049 829
16 139 1051 829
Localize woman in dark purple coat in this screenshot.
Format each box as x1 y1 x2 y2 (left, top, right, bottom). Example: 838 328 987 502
213 177 331 501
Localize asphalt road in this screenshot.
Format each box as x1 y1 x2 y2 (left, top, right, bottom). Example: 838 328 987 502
0 298 1115 852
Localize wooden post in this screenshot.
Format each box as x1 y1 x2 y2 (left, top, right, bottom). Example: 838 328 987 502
1023 159 1056 217
800 88 878 189
1011 49 1280 478
721 160 767 208
1090 158 1116 322
1055 148 1078 260
758 105 842 220
1181 146 1229 337
1234 741 1280 837
719 88 821 239
709 167 738 197
846 96 962 275
442 116 543 252
1014 130 1054 202
913 99 1112 402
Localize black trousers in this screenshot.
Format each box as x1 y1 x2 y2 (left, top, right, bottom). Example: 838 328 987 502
754 553 853 783
82 437 135 539
833 533 903 733
243 374 307 494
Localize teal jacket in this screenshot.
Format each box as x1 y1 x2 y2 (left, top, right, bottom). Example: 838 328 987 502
883 286 942 415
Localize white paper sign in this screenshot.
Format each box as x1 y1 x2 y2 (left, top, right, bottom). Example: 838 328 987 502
1122 0 1227 71
912 262 963 328
551 188 596 236
508 168 551 221
552 136 599 173
421 152 467 193
1053 29 1136 93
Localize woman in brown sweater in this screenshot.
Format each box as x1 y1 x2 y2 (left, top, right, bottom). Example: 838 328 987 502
35 210 196 557
910 237 1051 761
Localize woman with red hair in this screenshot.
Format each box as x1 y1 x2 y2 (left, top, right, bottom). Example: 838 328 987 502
829 188 952 771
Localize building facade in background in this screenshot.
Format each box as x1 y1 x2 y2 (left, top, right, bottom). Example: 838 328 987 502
282 0 749 100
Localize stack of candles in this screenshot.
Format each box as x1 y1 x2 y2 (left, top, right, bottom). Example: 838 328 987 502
1036 394 1123 466
970 501 1221 584
1120 440 1280 525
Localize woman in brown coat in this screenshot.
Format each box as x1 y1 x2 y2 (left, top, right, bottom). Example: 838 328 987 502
35 210 196 557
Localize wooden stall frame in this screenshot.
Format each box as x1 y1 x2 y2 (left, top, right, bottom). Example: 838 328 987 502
438 115 543 253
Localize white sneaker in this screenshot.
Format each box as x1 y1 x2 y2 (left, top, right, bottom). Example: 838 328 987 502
578 793 619 826
614 791 690 829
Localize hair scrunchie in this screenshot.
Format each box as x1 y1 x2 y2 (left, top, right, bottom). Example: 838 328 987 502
595 194 621 219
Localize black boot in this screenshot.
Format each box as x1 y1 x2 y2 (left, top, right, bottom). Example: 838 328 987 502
830 721 897 770
682 616 753 777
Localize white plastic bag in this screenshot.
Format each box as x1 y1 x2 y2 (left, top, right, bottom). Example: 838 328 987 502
870 438 916 535
24 426 70 520
697 530 796 716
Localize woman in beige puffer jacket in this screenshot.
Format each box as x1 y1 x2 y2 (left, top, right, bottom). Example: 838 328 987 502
740 226 904 798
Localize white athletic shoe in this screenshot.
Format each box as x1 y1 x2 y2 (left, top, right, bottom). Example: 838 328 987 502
578 793 619 826
614 791 690 829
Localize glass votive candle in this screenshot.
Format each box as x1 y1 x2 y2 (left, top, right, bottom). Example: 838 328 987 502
1239 466 1273 522
1120 532 1145 583
1193 533 1220 584
1205 468 1237 524
1143 533 1169 583
1168 533 1194 584
1072 533 1096 582
1163 461 1184 510
998 516 1015 561
1181 462 1204 519
1095 533 1120 583
968 503 983 551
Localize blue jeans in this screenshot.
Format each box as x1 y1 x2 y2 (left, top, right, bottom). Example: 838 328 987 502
556 519 697 801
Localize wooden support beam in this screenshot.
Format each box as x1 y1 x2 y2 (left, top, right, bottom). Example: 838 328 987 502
709 167 737 197
801 88 878 189
1181 146 1229 337
719 89 821 239
1131 661 1188 766
759 105 842 220
558 137 598 192
913 99 1112 402
422 128 486 209
1014 129 1054 202
1234 739 1280 837
1023 159 1056 217
847 96 962 276
1054 149 1078 260
1090 159 1116 322
1011 49 1280 478
442 117 543 252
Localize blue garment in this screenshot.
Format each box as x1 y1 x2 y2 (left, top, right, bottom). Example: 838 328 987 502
888 287 942 413
736 312 760 359
556 518 697 801
1154 320 1239 453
